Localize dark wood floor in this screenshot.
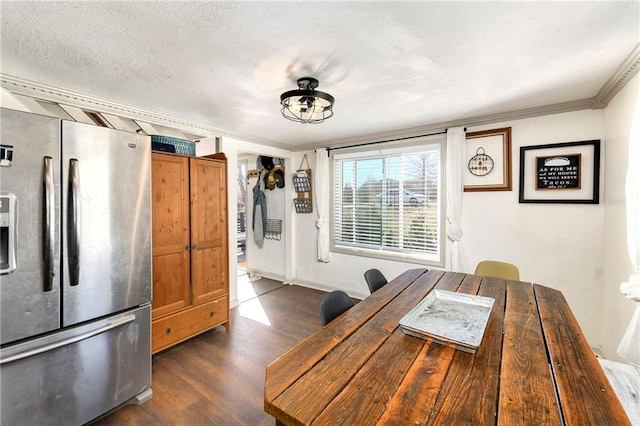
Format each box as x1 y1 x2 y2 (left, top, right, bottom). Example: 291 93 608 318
91 281 326 425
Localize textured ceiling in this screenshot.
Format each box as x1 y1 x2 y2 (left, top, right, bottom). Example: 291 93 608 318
1 1 639 148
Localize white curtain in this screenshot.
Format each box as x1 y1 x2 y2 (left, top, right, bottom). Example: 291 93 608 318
446 127 468 272
314 149 331 262
617 87 640 365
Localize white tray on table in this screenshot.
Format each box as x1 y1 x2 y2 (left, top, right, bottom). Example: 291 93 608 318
399 289 495 353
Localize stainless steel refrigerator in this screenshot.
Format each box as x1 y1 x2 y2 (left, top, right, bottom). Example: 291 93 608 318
0 108 152 425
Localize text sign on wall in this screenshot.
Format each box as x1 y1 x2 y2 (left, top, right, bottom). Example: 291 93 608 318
536 154 581 190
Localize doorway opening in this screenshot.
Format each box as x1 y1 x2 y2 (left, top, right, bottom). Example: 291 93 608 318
237 161 247 273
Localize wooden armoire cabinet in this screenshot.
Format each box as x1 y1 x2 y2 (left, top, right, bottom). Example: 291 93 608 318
150 151 229 354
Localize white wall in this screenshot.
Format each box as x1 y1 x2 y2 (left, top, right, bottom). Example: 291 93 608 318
463 110 606 344
601 73 639 360
244 155 287 281
292 110 609 344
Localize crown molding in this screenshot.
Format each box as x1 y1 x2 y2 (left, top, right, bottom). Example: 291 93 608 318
593 43 640 109
0 73 288 149
293 98 595 152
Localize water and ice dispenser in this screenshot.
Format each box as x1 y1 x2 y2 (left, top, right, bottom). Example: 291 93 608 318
0 194 16 274
1 142 16 274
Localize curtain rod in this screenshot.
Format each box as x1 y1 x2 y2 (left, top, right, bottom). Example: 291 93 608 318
325 129 452 156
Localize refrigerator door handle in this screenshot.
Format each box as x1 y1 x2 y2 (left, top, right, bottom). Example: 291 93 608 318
67 158 80 286
0 314 135 365
42 156 55 292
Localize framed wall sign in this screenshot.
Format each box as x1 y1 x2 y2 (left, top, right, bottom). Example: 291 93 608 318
519 140 601 204
464 127 512 192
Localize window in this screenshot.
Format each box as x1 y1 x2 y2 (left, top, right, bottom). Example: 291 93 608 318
332 139 444 265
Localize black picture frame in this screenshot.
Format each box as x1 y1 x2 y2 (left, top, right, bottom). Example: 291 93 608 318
519 140 600 204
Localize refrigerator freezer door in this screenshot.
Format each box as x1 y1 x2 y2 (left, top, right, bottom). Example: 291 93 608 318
62 121 151 326
0 305 151 425
0 108 61 345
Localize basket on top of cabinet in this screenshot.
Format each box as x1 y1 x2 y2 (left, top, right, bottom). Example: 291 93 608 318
151 135 196 156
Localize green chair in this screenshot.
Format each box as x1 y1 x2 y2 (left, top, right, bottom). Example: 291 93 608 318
474 260 520 280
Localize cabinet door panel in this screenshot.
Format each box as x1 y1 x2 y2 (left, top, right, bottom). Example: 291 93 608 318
190 158 228 304
152 252 190 317
152 154 190 255
192 246 227 303
151 153 190 317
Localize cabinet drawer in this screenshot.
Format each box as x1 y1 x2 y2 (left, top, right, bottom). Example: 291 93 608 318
152 296 228 354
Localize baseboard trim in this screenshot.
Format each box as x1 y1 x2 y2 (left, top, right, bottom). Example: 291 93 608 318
229 297 240 309
246 269 285 282
291 278 368 300
592 345 607 358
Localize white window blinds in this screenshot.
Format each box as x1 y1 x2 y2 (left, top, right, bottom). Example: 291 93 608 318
333 142 442 262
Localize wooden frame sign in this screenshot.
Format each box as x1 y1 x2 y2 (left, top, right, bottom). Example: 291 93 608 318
464 127 512 192
519 140 600 204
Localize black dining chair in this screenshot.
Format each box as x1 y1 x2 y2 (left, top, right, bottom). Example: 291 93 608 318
319 290 355 325
364 268 388 294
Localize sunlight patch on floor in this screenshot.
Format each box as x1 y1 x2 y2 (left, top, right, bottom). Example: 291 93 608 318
238 298 271 326
237 273 271 326
237 273 254 303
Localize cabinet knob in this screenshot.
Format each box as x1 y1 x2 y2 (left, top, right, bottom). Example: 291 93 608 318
185 245 190 251
210 311 214 317
166 327 172 334
191 244 197 250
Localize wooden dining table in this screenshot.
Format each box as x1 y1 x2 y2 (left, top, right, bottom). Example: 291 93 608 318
264 269 631 425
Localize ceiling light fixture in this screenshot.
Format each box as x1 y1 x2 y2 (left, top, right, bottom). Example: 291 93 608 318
280 77 334 124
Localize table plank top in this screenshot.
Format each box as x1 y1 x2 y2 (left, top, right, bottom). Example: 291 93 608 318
264 269 630 425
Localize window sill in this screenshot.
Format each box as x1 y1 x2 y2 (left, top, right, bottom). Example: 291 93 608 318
331 244 444 268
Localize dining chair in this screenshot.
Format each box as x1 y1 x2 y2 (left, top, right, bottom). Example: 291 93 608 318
474 260 520 280
319 290 355 325
364 268 388 294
